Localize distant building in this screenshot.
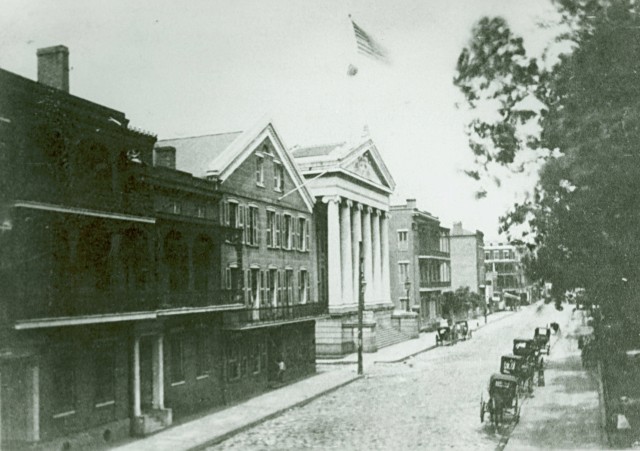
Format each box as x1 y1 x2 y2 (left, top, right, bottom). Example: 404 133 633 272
450 222 485 297
389 199 451 330
484 242 530 305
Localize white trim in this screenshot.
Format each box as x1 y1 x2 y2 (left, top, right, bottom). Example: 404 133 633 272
196 374 210 381
52 410 76 419
397 260 411 264
418 255 451 261
396 228 409 232
157 304 245 317
14 201 155 224
15 312 157 330
170 380 185 387
95 400 115 408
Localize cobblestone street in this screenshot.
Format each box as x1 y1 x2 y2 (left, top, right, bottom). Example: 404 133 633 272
208 304 564 450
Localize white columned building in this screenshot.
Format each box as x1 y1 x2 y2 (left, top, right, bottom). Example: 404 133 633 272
293 136 417 356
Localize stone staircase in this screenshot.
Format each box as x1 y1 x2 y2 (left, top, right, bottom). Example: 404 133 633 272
376 325 412 350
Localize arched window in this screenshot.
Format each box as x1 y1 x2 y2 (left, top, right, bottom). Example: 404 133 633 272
164 231 187 292
193 235 213 292
77 222 111 291
121 228 148 290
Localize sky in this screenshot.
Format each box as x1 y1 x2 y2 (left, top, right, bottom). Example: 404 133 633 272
0 0 563 241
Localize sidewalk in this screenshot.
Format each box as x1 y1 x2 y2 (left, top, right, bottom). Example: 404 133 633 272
112 310 515 451
318 309 515 365
504 308 606 450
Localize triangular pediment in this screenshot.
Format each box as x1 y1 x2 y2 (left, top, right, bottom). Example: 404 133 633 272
344 151 386 186
339 140 395 192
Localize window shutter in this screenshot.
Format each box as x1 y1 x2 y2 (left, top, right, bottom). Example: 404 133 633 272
253 208 259 245
305 220 310 252
244 207 250 245
245 269 250 305
292 217 298 251
238 205 245 244
277 270 282 306
275 213 281 248
306 272 311 303
266 212 272 247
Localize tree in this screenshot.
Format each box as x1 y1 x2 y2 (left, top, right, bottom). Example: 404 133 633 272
455 0 640 323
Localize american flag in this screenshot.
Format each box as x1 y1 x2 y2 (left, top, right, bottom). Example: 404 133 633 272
350 17 389 64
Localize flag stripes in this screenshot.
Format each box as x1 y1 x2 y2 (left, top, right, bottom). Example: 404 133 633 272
350 19 389 63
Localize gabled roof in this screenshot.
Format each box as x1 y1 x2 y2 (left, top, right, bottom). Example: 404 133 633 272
158 117 315 212
157 132 242 178
293 137 396 194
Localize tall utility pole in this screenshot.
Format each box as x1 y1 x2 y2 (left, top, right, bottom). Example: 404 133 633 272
358 241 365 375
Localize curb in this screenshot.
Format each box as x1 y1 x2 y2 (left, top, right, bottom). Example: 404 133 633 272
188 373 363 451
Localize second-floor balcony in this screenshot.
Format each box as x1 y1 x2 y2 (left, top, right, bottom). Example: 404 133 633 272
12 287 244 324
419 280 451 289
224 302 327 329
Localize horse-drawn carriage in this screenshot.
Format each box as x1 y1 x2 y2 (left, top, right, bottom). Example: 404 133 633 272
435 326 455 346
480 373 520 427
500 354 533 394
455 320 472 341
513 338 544 371
533 326 551 355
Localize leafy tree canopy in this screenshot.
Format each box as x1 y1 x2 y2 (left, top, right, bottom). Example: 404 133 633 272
455 0 640 321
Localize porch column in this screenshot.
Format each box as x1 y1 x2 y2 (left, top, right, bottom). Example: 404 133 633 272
372 209 381 303
362 206 373 305
26 364 39 442
340 200 353 305
381 211 391 304
324 196 342 307
351 203 362 304
133 336 141 417
152 335 165 409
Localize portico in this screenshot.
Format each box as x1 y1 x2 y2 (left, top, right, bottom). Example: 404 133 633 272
294 136 412 356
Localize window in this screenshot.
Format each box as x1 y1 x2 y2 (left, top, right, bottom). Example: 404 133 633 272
249 268 260 307
297 217 309 251
229 202 238 228
285 269 294 304
246 206 259 246
485 251 491 260
256 156 264 186
170 200 181 215
398 231 408 250
274 162 285 191
493 250 500 260
52 351 76 417
398 262 409 284
266 211 276 248
299 269 310 304
196 329 210 378
283 214 293 250
275 213 282 248
170 334 185 385
268 269 278 306
226 342 240 381
94 342 116 407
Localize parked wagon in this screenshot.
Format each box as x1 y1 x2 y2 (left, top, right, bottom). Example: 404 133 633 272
500 354 533 394
480 373 520 427
435 326 454 346
455 320 472 340
533 326 551 355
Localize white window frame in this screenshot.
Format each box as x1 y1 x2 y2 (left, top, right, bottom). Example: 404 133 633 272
256 155 265 186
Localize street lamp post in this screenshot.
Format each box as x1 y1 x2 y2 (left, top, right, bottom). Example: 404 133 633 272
405 277 411 313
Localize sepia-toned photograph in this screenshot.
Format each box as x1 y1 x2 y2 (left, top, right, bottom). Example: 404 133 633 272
0 0 633 449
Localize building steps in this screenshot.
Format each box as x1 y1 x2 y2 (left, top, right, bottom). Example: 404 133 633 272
376 325 411 349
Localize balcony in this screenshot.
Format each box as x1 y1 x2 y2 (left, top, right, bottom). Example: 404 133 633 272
417 250 450 259
13 287 243 324
225 303 328 329
419 281 451 289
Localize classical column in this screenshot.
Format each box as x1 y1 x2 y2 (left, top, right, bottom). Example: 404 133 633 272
362 206 373 304
351 203 362 304
381 211 391 304
152 335 165 409
340 200 353 305
133 336 141 417
324 196 342 307
372 209 381 303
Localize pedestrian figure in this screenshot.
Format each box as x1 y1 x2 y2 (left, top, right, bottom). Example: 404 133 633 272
276 358 286 383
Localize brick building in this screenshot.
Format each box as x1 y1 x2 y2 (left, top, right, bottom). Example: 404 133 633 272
0 47 321 449
157 118 323 407
449 222 486 297
484 242 531 307
389 199 451 330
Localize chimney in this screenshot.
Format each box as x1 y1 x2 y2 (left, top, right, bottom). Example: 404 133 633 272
406 198 417 209
154 146 176 169
452 222 463 234
37 45 69 92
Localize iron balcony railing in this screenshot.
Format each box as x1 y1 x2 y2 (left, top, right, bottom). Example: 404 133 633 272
240 302 327 324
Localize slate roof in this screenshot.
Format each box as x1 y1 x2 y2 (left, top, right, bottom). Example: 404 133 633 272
157 132 242 178
292 143 344 158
